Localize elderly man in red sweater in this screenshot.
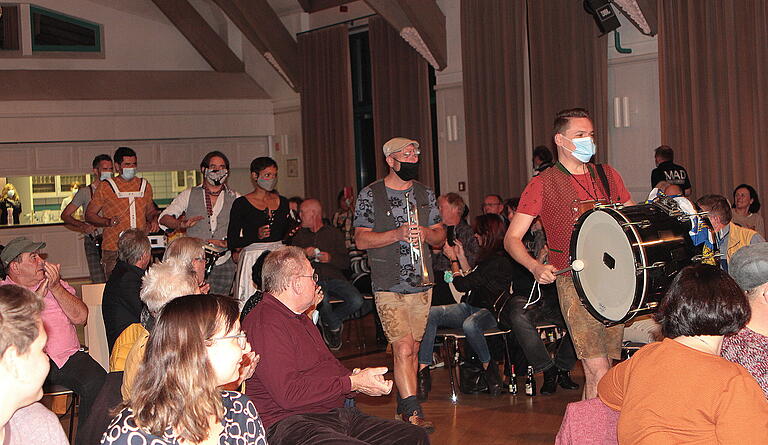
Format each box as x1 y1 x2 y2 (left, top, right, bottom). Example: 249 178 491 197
243 246 429 445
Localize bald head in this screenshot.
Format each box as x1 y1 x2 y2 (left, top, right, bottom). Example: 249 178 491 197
300 198 323 230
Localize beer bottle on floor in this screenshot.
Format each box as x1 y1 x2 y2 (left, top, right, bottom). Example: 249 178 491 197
509 365 518 395
525 366 536 396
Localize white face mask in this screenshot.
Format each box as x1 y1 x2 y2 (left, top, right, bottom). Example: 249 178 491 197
121 168 137 180
6 190 15 198
100 171 113 181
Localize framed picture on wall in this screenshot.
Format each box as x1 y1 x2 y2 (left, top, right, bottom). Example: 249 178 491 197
286 158 299 177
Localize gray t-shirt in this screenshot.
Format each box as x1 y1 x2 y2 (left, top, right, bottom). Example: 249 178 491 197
70 185 93 210
354 184 441 293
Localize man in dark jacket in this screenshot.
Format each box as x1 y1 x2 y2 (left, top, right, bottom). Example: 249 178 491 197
101 229 151 352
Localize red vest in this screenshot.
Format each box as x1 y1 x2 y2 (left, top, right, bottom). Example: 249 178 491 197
538 164 621 270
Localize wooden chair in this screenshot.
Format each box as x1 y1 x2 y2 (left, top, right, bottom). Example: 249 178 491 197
43 383 79 442
82 283 108 371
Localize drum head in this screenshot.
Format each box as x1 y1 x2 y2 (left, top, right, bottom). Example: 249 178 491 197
572 209 638 323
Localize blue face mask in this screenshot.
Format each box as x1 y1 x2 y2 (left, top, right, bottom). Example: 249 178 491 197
564 136 596 163
100 171 112 181
121 168 137 181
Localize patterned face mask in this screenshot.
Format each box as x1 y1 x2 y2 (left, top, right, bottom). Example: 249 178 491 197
205 168 229 185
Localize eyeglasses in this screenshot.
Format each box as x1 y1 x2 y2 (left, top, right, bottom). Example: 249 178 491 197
207 331 247 349
300 273 319 283
395 149 421 159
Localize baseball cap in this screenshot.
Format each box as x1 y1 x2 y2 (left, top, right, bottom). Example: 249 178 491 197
383 137 419 157
0 237 46 266
729 242 768 291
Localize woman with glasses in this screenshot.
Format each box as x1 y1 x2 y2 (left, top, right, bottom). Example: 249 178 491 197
103 294 267 445
163 236 210 294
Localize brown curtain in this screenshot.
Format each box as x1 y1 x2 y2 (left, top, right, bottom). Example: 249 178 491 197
298 25 355 216
460 0 528 216
369 16 435 187
527 0 608 162
658 0 768 214
2 6 20 50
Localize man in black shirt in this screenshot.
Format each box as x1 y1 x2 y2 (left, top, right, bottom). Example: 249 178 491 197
651 145 692 196
291 198 363 350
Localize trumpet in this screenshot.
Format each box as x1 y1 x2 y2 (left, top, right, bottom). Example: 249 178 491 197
404 192 434 286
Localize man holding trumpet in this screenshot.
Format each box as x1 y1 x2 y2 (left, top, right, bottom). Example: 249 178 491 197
354 137 445 432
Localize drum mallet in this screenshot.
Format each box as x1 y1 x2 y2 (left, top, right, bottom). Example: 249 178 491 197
554 259 585 276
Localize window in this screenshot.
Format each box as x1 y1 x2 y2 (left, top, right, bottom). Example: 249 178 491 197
30 5 101 52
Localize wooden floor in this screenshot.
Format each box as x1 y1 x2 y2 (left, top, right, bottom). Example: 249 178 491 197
336 316 583 445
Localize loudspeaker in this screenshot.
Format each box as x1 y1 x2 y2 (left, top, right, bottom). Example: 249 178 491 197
583 0 621 35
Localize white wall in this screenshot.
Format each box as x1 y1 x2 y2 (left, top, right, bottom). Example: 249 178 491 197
1 0 211 70
607 12 660 203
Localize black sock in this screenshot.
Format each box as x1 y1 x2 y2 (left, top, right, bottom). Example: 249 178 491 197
400 395 423 418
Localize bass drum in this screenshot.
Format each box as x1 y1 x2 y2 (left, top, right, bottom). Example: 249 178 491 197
570 203 696 325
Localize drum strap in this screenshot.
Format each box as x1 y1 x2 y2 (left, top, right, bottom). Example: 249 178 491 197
595 164 612 200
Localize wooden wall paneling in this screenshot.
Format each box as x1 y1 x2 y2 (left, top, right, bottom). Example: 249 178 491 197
78 145 120 173
0 147 33 176
157 141 197 169
34 145 75 173
234 138 270 169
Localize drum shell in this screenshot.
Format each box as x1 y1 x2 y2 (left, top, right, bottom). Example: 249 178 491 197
570 204 695 325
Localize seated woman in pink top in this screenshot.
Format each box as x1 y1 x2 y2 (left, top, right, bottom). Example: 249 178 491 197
0 285 68 445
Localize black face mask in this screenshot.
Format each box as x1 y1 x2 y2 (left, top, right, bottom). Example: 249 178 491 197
395 161 419 181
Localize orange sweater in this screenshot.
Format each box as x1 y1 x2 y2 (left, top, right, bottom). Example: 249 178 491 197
598 338 768 444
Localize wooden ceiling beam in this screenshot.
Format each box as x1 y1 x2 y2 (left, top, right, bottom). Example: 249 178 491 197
150 0 244 73
212 0 300 91
363 0 447 70
297 0 357 14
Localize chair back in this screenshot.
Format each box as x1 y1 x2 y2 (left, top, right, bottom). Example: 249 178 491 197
82 283 108 371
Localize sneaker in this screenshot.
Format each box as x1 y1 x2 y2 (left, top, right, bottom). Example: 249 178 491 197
322 325 343 351
401 410 435 434
428 351 445 369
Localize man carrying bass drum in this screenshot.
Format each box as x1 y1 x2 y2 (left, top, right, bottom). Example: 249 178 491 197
504 108 634 399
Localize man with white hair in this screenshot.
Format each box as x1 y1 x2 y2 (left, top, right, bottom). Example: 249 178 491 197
722 242 768 396
243 246 428 444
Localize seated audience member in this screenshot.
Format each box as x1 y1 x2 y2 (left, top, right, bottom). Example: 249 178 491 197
498 284 580 396
532 145 554 176
102 229 151 353
120 261 199 400
418 214 515 398
482 194 505 217
0 237 105 424
598 264 768 443
103 294 266 444
697 194 765 271
241 250 271 321
732 184 765 237
243 247 429 445
163 236 210 294
290 198 363 350
722 242 768 396
432 193 479 306
0 285 68 445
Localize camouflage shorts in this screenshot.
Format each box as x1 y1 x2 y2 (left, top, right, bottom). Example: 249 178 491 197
374 289 432 343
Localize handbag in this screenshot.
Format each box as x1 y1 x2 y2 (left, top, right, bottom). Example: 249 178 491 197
459 354 489 394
